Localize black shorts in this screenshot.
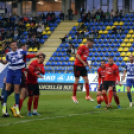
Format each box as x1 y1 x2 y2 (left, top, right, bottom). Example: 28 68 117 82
20 72 26 88
99 83 116 91
74 65 87 77
103 81 115 91
27 83 40 96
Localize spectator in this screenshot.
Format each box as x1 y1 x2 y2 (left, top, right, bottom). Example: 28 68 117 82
68 8 73 20
23 15 29 23
51 15 56 23
89 30 94 38
75 31 79 39
68 34 72 42
118 26 124 34
110 9 114 21
37 25 43 38
46 15 51 23
44 19 48 26
50 11 55 18
94 30 99 38
86 11 91 22
90 14 95 22
71 45 75 55
95 10 100 22
114 10 119 19
14 15 20 26
112 26 117 34
92 7 96 15
81 22 85 30
0 43 6 56
59 11 64 21
46 12 51 17
14 30 18 39
60 34 67 43
106 9 110 22
31 34 40 49
42 12 45 20
120 10 124 18
81 30 84 38
84 30 89 38
67 47 71 57
80 6 84 19
101 12 106 22
5 47 10 54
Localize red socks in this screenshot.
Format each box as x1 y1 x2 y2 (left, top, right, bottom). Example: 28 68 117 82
19 99 24 110
27 97 33 112
108 90 113 104
102 93 108 105
33 96 39 110
85 83 89 96
114 95 120 105
73 83 77 96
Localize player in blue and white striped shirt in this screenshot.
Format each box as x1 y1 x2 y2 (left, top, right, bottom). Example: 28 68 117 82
122 55 134 107
0 41 28 116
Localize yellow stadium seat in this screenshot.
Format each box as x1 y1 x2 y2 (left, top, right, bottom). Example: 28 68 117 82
69 57 75 61
33 47 38 52
132 52 134 56
42 31 46 35
124 47 129 51
2 57 6 60
119 21 124 25
28 47 33 52
106 26 111 30
129 39 133 43
126 34 131 38
123 57 129 62
120 52 126 57
99 30 103 34
121 43 126 47
114 22 118 26
126 52 131 57
118 47 123 52
132 34 134 38
46 27 50 31
26 23 30 27
124 38 128 43
129 30 133 34
126 43 132 47
75 22 79 26
82 39 87 43
112 26 115 28
47 31 51 35
103 30 108 34
79 31 82 33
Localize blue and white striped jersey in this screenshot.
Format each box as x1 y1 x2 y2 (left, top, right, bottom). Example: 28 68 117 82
6 49 27 70
125 62 134 79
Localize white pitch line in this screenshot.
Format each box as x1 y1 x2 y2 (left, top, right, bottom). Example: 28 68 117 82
0 107 133 127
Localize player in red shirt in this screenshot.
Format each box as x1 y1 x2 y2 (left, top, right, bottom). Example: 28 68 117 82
27 53 45 116
95 60 121 109
72 38 94 103
102 57 121 109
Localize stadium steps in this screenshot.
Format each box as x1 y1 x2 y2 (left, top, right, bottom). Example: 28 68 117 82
27 20 77 65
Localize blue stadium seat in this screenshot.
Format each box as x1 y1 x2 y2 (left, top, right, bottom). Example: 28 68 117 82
103 39 107 43
39 39 44 44
95 22 99 26
102 57 106 61
96 26 100 30
91 57 95 62
92 48 96 52
59 44 64 47
121 18 125 21
111 43 115 47
94 52 99 57
91 26 95 30
71 39 77 44
110 52 114 57
49 57 54 61
97 47 102 52
119 39 123 43
65 57 69 61
102 48 107 52
71 35 75 39
84 22 89 26
116 43 120 47
121 62 126 66
132 18 134 22
115 52 120 57
55 57 59 61
104 22 108 26
57 62 62 66
114 39 118 43
130 14 134 18
127 18 131 22
106 43 110 47
20 39 26 43
118 57 123 61
129 47 133 52
105 52 109 57
58 52 63 56
94 43 99 47
100 43 105 47
102 26 106 30
121 34 126 39
111 34 115 39
98 39 102 44
109 22 113 26
130 22 133 26
100 52 104 57
123 30 128 34
132 43 134 47
65 44 69 47
108 39 112 43
116 62 120 66
77 39 82 43
75 44 79 48
46 62 50 66
100 34 105 39
100 22 103 26
94 39 97 43
96 57 101 61
50 27 55 31
87 57 90 61
44 35 48 39
113 47 118 52
72 27 76 31
106 34 110 39
63 52 67 56
113 57 117 61
89 52 94 56
53 52 57 57
126 26 131 30
89 22 94 26
108 47 112 52
78 19 82 22
62 48 66 51
93 62 98 66
116 34 120 39
51 62 56 66
60 57 64 61
124 21 128 26
119 67 123 72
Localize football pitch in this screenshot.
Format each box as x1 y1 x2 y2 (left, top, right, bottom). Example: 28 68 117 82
0 90 134 134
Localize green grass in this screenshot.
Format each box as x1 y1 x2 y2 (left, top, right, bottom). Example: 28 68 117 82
0 91 134 134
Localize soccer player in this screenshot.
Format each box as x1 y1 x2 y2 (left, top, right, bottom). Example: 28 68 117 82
0 41 29 116
72 38 94 103
27 53 45 116
122 55 134 107
95 60 121 109
102 57 121 109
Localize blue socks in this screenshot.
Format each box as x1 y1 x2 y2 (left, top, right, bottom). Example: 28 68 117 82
15 94 20 105
127 92 132 102
3 90 9 103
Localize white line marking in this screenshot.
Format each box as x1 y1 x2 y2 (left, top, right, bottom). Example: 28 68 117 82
0 107 133 127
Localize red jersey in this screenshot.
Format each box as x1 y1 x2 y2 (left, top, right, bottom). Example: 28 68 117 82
97 67 106 85
104 63 119 81
74 45 89 67
27 59 45 84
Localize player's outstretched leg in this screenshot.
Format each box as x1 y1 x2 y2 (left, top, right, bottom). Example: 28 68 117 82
83 76 94 101
72 77 79 103
113 91 121 109
32 96 40 115
127 86 133 107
